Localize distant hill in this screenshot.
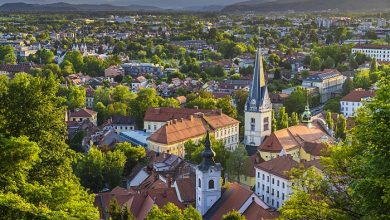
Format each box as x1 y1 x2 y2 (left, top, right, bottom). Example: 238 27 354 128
223 0 390 12
0 2 162 12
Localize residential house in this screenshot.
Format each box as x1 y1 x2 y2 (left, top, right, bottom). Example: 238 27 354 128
340 88 375 117
105 65 124 82
68 108 98 125
131 76 148 92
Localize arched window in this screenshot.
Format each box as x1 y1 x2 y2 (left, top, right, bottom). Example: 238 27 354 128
208 179 215 189
198 178 201 188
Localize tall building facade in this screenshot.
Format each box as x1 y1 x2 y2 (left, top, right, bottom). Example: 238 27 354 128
244 48 272 146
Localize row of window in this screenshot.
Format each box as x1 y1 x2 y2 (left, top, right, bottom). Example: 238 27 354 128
215 125 238 138
114 126 134 130
257 173 286 189
354 49 390 54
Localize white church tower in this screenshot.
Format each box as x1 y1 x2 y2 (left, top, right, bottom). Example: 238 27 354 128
244 47 272 147
195 131 222 216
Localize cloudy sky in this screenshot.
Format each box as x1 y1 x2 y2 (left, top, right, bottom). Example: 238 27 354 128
0 0 247 8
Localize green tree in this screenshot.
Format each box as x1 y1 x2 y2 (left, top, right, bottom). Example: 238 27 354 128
0 73 99 218
4 53 16 64
226 145 249 183
63 50 84 73
354 70 371 90
326 112 334 131
370 59 378 73
322 56 335 69
0 45 16 64
284 87 307 114
161 97 180 108
107 198 122 220
131 88 164 128
342 77 354 96
74 147 105 192
233 90 248 115
103 150 127 189
277 107 289 129
216 96 238 118
222 210 246 220
116 142 147 176
83 55 107 77
310 57 321 71
68 86 86 110
280 73 390 219
324 98 341 113
271 110 277 132
335 114 347 140
290 112 299 126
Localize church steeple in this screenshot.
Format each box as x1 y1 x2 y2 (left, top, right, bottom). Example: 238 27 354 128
198 131 216 171
195 131 222 216
246 47 268 112
301 93 312 127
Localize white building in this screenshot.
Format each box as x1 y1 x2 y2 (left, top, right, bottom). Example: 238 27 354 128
244 47 272 147
352 44 390 62
340 89 374 117
195 132 222 215
302 70 344 103
254 155 296 209
131 76 148 92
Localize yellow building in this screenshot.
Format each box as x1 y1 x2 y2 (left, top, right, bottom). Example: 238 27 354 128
147 109 239 158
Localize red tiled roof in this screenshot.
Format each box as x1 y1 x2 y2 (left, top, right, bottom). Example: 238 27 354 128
255 155 300 179
147 108 239 145
144 107 214 122
243 202 279 220
148 116 208 145
341 89 374 102
302 142 327 157
205 183 254 220
259 123 331 153
69 108 97 118
0 63 39 73
175 177 195 203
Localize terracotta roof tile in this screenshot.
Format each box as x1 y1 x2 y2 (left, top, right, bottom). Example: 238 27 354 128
69 108 97 118
259 123 330 153
341 89 374 102
204 183 253 220
243 202 279 220
255 155 300 179
175 177 196 202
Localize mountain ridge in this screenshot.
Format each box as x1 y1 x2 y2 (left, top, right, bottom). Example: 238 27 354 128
0 2 162 12
222 0 390 12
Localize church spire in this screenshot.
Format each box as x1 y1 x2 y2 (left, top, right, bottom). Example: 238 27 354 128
246 47 267 112
198 131 216 171
301 91 312 127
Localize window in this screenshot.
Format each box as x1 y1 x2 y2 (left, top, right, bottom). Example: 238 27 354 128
251 118 255 131
277 191 279 197
208 179 215 189
267 176 269 182
282 193 285 200
277 180 279 186
267 186 269 193
154 125 157 130
198 178 201 188
282 182 285 189
148 125 151 130
262 174 265 180
257 182 260 189
272 199 274 206
257 172 260 178
262 184 264 191
276 201 279 208
264 117 269 131
272 188 274 195
272 178 274 184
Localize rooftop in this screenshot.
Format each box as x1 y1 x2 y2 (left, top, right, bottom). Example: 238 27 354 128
341 89 375 102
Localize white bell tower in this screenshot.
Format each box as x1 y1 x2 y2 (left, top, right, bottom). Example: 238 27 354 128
244 47 272 146
195 131 222 216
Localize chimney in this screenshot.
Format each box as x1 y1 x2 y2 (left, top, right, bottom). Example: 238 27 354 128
189 115 194 121
166 121 171 125
173 119 178 124
180 118 184 122
194 106 198 110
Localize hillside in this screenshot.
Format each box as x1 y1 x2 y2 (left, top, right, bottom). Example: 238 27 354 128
222 0 390 12
0 2 162 12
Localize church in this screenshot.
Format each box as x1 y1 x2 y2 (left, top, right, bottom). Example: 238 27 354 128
195 131 278 219
244 46 333 162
